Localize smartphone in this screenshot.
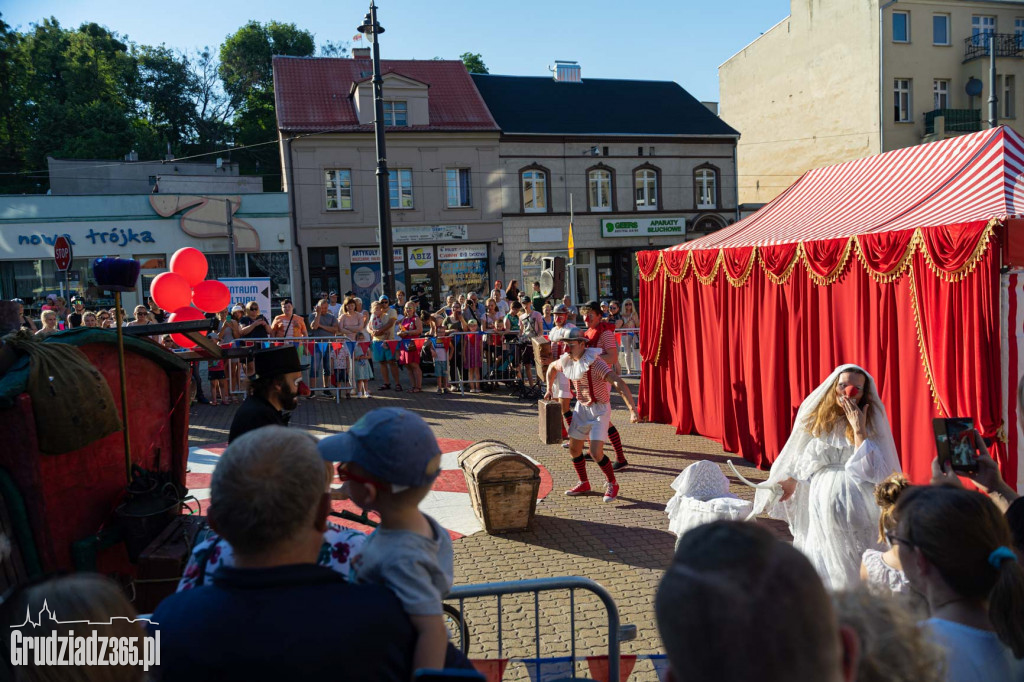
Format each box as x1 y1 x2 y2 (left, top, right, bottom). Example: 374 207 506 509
932 418 979 473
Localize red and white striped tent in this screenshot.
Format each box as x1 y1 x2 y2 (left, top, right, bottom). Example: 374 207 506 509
637 126 1024 489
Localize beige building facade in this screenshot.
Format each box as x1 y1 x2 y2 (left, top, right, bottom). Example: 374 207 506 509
722 0 1024 205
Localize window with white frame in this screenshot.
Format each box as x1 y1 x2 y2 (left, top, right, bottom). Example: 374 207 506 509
445 168 472 208
588 169 613 211
933 14 950 45
383 101 408 126
695 168 717 209
894 79 912 122
972 16 996 46
324 169 352 211
522 169 547 212
389 168 413 209
1005 75 1016 118
933 80 950 110
634 169 657 210
893 11 910 43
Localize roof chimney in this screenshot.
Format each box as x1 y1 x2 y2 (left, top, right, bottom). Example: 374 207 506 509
551 60 581 83
353 47 371 59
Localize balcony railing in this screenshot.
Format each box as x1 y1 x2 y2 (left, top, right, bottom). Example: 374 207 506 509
924 109 983 135
963 32 1023 61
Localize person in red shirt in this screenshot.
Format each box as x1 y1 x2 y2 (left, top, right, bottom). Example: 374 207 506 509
545 328 638 502
580 300 629 470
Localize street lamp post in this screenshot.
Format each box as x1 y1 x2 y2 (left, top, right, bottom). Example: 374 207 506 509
358 3 396 300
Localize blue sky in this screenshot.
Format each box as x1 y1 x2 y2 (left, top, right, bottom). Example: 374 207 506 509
0 0 791 101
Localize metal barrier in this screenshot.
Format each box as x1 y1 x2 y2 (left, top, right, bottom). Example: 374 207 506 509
447 576 636 682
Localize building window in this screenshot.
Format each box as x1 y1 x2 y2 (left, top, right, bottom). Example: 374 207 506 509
972 16 996 46
933 14 950 45
1016 19 1024 47
324 169 352 210
521 169 548 213
894 79 912 122
383 101 407 126
634 168 658 211
695 168 717 209
389 168 413 209
588 169 613 212
1005 75 1016 118
933 80 950 110
893 11 910 43
445 168 472 208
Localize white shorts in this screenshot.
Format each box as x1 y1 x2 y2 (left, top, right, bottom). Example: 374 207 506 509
551 373 573 400
568 401 610 443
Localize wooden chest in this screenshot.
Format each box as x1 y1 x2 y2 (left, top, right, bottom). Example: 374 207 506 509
458 441 540 533
532 336 553 383
134 514 208 613
539 399 563 444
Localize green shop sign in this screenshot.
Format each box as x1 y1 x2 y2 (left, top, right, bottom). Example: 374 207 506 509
601 216 686 238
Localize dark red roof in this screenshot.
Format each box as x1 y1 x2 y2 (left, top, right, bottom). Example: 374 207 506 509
272 56 499 133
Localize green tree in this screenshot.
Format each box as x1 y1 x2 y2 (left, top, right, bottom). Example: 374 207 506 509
460 52 488 74
0 17 29 188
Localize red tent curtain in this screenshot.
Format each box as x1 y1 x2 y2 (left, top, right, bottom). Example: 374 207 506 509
637 221 1006 485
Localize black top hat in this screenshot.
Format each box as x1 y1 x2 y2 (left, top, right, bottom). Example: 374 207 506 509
252 346 308 379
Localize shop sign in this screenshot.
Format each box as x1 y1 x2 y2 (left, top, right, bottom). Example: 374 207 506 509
437 244 487 260
220 277 271 314
16 228 156 247
384 224 468 243
407 246 434 269
600 216 686 238
351 247 402 263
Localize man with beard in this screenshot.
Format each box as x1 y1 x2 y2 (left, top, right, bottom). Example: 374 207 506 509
229 346 308 443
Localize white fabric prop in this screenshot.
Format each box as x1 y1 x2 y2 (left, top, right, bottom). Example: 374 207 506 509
666 461 753 545
560 347 602 381
744 364 902 589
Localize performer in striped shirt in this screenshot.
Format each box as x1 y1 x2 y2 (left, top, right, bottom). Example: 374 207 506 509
581 301 629 470
545 328 639 502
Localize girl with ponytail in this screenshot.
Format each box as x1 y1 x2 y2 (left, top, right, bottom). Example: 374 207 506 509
895 485 1024 680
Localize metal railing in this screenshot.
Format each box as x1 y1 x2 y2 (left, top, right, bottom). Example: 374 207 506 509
447 576 636 682
924 108 983 135
963 32 1023 61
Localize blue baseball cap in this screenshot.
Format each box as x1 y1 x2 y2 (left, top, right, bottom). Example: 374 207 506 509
318 407 441 488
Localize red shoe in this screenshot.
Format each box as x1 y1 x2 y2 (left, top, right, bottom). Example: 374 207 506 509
565 481 591 496
603 482 619 503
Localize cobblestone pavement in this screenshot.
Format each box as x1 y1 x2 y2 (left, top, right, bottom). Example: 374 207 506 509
188 381 786 680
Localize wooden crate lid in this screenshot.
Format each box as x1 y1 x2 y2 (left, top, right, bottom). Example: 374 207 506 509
458 440 540 481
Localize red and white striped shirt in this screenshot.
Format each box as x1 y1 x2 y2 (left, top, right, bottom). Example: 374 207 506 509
585 325 617 364
561 356 611 406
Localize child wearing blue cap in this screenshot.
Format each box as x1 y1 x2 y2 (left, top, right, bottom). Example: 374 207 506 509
318 408 452 673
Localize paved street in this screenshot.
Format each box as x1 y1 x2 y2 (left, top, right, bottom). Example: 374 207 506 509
188 380 784 681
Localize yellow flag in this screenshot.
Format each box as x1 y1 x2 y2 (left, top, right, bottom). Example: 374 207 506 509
567 221 575 259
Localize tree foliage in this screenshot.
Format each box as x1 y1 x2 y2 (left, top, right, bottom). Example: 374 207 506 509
460 52 488 74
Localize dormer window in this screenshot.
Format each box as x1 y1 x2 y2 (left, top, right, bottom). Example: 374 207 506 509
383 101 407 126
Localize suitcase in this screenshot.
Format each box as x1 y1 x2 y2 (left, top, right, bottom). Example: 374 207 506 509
539 399 563 444
134 514 208 613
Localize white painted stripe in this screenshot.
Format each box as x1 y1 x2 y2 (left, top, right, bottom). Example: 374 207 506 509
419 490 483 536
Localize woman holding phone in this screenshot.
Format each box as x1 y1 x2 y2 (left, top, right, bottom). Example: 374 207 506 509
749 364 902 589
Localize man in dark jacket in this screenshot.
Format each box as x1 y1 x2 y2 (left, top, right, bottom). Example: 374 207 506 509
228 346 308 443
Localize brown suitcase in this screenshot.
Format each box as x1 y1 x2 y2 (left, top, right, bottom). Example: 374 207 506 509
539 399 563 444
134 514 208 613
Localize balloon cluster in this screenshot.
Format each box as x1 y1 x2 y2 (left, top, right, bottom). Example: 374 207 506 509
150 248 231 348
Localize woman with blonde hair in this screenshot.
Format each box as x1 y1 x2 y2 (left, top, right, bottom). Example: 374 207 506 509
619 298 640 374
860 472 912 596
749 364 902 589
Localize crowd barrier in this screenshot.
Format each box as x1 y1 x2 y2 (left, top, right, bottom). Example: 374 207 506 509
183 327 641 403
447 576 638 682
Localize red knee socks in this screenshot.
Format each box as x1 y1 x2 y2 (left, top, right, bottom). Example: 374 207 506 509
571 454 588 482
595 455 616 484
608 425 625 463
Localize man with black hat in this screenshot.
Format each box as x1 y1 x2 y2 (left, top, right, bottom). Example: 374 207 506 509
228 345 309 443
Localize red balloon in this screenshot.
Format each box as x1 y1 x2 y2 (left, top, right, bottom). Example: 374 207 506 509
192 280 231 314
150 272 192 312
170 247 208 287
168 305 207 348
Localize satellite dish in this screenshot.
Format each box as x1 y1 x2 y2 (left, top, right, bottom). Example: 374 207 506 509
966 77 984 97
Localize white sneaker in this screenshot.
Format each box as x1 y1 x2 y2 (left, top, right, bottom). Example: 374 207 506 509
561 442 571 449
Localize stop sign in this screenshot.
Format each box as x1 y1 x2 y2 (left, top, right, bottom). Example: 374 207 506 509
54 235 73 272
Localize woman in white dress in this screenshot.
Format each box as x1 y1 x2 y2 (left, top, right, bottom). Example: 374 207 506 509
751 364 902 590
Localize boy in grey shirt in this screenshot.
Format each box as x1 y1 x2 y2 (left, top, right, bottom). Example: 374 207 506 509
318 407 453 674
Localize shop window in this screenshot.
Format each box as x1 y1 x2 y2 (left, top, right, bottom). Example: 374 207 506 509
587 166 614 212
325 169 353 210
247 252 292 302
634 166 659 211
383 101 407 126
694 166 718 210
446 168 472 208
520 165 549 213
206 253 247 280
389 168 414 209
